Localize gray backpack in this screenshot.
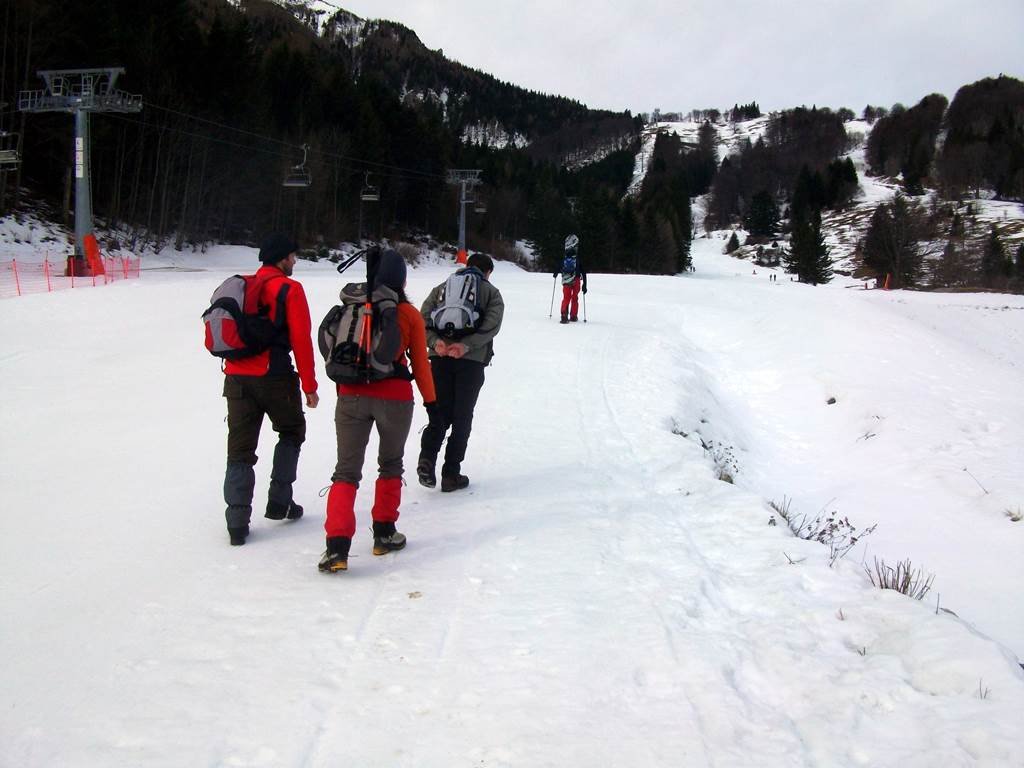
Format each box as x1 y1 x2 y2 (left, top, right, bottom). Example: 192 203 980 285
318 282 405 384
429 267 483 339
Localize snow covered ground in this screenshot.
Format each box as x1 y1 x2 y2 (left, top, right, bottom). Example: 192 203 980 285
1 236 1022 766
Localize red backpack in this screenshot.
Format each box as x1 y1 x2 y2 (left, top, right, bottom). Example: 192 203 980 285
202 273 289 359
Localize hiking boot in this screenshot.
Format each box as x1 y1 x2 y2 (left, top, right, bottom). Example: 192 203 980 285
318 536 351 573
440 474 470 493
416 458 437 488
570 316 579 322
228 525 249 546
372 521 407 555
266 500 303 520
559 315 568 324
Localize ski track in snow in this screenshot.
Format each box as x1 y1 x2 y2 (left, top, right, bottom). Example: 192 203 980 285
1 240 1023 766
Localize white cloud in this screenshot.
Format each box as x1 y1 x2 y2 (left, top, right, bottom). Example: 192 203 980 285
339 0 1023 113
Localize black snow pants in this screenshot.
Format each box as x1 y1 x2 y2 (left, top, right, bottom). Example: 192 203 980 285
419 356 486 479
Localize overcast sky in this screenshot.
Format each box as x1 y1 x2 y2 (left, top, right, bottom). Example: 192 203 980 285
331 0 1022 116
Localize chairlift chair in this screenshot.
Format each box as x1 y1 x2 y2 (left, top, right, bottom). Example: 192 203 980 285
0 132 20 169
474 196 487 214
283 144 311 188
360 173 379 202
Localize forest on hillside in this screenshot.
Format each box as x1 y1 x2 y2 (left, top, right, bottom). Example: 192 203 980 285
0 0 638 272
0 1 1021 284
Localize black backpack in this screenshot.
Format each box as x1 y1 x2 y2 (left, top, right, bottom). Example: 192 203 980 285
318 282 407 384
202 273 289 359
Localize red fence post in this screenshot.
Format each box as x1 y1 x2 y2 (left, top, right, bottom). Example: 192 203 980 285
12 259 21 296
44 258 52 292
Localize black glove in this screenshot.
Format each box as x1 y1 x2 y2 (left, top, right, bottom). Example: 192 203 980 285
424 401 440 421
552 272 559 279
582 285 588 294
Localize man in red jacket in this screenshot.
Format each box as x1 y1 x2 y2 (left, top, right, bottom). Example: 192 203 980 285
222 233 319 545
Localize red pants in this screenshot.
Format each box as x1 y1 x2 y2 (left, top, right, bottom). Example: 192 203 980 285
560 278 580 319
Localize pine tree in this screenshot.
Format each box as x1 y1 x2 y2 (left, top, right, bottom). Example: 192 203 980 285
676 193 693 272
726 231 740 253
860 196 923 288
744 190 780 237
933 239 971 287
1016 242 1024 280
637 207 676 273
678 232 692 273
790 165 827 221
808 213 834 284
949 211 964 237
981 226 1006 287
697 121 719 167
619 198 639 260
861 204 892 278
786 210 832 284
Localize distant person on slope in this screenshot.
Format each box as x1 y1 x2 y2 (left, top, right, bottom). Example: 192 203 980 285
553 233 587 323
417 253 504 493
221 233 319 546
319 248 437 573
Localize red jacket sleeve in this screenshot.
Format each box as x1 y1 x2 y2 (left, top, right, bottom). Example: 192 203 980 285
285 281 318 394
401 304 436 403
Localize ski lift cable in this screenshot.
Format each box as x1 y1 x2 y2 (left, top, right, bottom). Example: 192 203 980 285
142 100 446 180
104 112 441 186
105 112 297 161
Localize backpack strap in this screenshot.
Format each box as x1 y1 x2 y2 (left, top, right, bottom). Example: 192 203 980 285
248 273 291 348
247 272 288 317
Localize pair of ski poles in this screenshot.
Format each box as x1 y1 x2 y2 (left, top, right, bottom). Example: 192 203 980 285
548 275 586 323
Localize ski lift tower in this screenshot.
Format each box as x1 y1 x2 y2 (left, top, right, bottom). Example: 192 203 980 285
447 169 481 264
0 102 20 170
19 68 142 275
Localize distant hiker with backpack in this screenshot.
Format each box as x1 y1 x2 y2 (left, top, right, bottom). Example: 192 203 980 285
317 248 436 573
554 233 587 323
205 233 319 547
417 253 504 493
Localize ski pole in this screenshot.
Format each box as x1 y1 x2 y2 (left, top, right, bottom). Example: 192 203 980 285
582 288 587 323
336 246 369 275
549 275 556 318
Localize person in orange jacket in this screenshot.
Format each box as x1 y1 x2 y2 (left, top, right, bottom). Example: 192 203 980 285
222 233 319 546
319 248 436 573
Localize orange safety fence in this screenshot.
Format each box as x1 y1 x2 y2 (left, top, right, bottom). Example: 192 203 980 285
0 256 142 299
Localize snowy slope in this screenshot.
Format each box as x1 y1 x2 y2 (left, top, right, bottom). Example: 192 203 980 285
637 116 1024 274
629 117 770 196
1 240 1022 766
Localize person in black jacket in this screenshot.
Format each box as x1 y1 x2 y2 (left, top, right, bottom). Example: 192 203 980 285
553 233 587 323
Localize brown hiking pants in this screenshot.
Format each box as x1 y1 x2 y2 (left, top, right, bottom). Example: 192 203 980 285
332 394 414 486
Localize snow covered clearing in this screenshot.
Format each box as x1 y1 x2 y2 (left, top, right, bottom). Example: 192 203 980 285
1 236 1022 766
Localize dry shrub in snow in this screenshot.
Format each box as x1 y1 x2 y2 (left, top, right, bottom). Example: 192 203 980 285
771 497 876 566
866 557 935 600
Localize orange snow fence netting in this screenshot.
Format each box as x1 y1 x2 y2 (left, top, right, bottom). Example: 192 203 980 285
0 256 141 299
